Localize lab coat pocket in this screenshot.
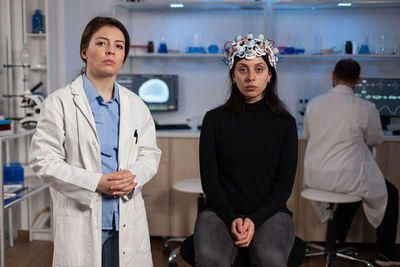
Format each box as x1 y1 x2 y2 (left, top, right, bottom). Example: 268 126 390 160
126 136 139 167
54 209 92 266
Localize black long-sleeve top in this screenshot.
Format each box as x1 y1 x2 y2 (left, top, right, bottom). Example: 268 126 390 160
199 99 298 229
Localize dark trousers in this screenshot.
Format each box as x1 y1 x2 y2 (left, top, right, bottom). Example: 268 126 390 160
194 210 295 267
332 180 399 256
102 228 119 267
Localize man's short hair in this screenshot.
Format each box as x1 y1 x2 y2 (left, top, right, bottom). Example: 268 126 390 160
333 59 360 84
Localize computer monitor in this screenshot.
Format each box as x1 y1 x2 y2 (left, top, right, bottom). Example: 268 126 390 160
354 78 400 117
117 74 178 112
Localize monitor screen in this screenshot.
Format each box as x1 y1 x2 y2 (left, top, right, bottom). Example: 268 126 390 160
117 74 178 112
354 78 400 117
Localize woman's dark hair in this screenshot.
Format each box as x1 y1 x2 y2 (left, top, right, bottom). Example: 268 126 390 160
79 17 130 73
333 58 360 84
222 55 289 116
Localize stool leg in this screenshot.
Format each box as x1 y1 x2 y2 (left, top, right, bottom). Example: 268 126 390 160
168 247 181 263
336 252 375 267
197 193 206 215
325 204 336 267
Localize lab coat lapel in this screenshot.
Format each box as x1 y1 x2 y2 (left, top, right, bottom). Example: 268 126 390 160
70 76 98 136
118 88 136 202
118 88 133 168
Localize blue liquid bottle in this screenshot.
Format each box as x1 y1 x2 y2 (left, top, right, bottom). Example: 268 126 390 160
32 9 44 33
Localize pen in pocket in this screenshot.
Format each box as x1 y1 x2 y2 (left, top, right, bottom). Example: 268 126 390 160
134 129 138 144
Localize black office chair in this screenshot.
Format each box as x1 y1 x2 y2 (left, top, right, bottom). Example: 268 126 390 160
170 234 306 267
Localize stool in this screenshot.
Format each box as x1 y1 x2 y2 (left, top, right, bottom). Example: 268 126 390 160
301 188 374 267
167 178 205 266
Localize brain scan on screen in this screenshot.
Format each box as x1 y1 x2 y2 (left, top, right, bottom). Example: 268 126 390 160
138 79 169 103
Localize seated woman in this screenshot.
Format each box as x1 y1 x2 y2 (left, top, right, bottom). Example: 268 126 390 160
194 33 298 267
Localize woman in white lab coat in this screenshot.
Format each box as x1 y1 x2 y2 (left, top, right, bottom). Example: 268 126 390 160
29 17 161 267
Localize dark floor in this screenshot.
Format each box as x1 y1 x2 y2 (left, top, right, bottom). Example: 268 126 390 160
4 236 400 267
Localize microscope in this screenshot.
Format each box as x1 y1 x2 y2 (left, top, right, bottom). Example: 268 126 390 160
2 82 44 129
19 82 44 129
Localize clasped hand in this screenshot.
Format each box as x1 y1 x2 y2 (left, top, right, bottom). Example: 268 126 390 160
231 217 255 247
97 170 137 197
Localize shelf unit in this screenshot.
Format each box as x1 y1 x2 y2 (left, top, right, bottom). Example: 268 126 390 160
0 130 50 267
129 53 222 59
22 0 50 96
271 0 400 11
115 1 267 12
128 52 400 60
270 0 400 55
118 0 400 61
114 0 269 50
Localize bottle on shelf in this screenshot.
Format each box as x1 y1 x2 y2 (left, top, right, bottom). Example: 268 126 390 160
147 41 154 53
359 32 370 54
158 35 168 53
376 34 386 54
345 41 353 54
32 9 45 34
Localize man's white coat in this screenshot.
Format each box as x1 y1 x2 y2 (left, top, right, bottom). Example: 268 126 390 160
303 84 387 228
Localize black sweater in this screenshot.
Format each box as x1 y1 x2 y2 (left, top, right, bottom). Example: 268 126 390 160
199 99 298 229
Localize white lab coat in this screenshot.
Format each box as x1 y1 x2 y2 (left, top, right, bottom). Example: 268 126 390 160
29 76 161 267
303 84 387 228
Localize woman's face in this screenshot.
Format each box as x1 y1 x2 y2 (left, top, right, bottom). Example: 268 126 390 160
81 25 125 79
232 57 272 103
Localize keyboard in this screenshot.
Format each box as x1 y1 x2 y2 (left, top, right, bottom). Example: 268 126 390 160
155 123 191 130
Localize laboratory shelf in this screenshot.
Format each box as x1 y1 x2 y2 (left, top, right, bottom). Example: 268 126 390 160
4 178 48 209
280 54 400 61
0 129 51 267
272 0 400 10
115 1 266 12
30 65 48 71
128 53 223 59
26 33 46 38
128 53 400 61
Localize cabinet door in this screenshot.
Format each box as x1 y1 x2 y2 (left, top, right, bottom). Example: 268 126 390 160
143 137 170 236
291 140 327 241
376 141 400 244
169 138 200 237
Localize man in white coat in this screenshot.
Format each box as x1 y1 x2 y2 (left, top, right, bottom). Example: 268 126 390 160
303 58 399 266
29 17 161 267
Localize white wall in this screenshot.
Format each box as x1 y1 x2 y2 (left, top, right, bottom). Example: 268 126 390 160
63 0 116 84
58 1 400 125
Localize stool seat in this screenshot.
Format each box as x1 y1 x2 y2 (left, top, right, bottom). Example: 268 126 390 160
173 178 203 194
167 178 204 265
301 188 361 204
